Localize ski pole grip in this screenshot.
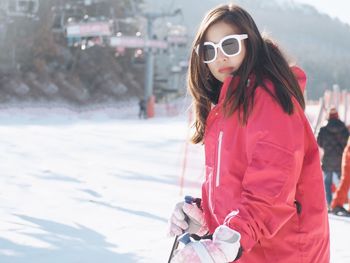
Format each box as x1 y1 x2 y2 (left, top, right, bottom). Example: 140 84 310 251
185 195 201 208
179 196 198 245
184 195 194 204
178 232 191 245
167 196 196 262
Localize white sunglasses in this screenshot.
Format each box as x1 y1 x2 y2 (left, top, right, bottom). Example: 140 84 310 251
195 34 248 63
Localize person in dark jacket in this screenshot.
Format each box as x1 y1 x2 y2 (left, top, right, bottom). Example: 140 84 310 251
138 98 147 119
317 107 349 208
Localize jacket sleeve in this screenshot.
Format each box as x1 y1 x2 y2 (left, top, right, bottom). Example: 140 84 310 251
224 88 306 251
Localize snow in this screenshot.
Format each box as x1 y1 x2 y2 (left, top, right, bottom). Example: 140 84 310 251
0 104 349 262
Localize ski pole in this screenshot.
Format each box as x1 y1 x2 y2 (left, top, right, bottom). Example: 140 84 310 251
167 196 200 263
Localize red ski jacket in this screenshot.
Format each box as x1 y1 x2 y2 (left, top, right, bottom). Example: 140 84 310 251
202 67 330 262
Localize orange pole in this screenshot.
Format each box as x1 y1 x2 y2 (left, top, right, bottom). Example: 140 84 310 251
179 108 193 196
147 95 155 118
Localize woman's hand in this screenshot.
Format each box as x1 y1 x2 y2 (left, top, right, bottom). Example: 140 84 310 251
168 200 208 236
171 225 241 263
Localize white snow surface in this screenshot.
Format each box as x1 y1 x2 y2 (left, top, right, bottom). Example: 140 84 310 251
0 104 349 263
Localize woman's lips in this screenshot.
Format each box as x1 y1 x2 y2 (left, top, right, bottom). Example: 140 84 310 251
218 67 234 73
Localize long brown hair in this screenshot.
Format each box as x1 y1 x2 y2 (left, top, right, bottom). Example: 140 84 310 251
188 4 305 144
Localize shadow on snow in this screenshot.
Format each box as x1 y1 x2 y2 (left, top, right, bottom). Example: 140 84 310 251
84 199 167 223
0 214 139 263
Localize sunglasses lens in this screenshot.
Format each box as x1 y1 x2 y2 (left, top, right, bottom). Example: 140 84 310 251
203 44 216 62
222 38 240 55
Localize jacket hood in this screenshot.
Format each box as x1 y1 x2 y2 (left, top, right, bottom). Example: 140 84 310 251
291 66 307 92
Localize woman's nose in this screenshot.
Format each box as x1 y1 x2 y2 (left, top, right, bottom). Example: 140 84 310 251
216 48 228 61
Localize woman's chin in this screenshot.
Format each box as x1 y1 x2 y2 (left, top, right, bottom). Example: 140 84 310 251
215 72 233 82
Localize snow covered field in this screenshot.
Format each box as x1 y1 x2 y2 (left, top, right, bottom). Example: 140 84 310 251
0 106 349 263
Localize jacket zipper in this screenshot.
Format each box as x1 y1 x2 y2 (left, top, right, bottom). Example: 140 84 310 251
216 131 223 187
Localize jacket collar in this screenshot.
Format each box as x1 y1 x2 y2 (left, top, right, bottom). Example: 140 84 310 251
218 74 252 105
218 75 236 105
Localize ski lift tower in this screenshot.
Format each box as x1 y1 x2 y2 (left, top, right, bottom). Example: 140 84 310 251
143 9 181 117
0 0 39 68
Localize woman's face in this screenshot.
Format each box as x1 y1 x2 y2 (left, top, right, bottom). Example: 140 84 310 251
204 21 247 82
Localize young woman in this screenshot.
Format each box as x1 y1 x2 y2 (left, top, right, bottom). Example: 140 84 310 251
168 3 330 263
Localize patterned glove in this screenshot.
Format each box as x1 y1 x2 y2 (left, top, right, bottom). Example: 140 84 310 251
171 225 241 263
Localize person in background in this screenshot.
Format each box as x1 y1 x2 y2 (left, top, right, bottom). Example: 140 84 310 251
330 137 350 216
168 3 329 262
138 98 147 119
317 107 349 209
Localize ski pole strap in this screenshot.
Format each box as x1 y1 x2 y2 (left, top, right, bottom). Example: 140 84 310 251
234 246 244 261
190 233 213 241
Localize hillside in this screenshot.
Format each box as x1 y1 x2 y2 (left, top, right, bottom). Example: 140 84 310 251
146 0 350 99
0 0 349 105
0 0 145 106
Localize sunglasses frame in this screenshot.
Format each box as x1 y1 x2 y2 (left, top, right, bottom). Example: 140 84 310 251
195 34 248 63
